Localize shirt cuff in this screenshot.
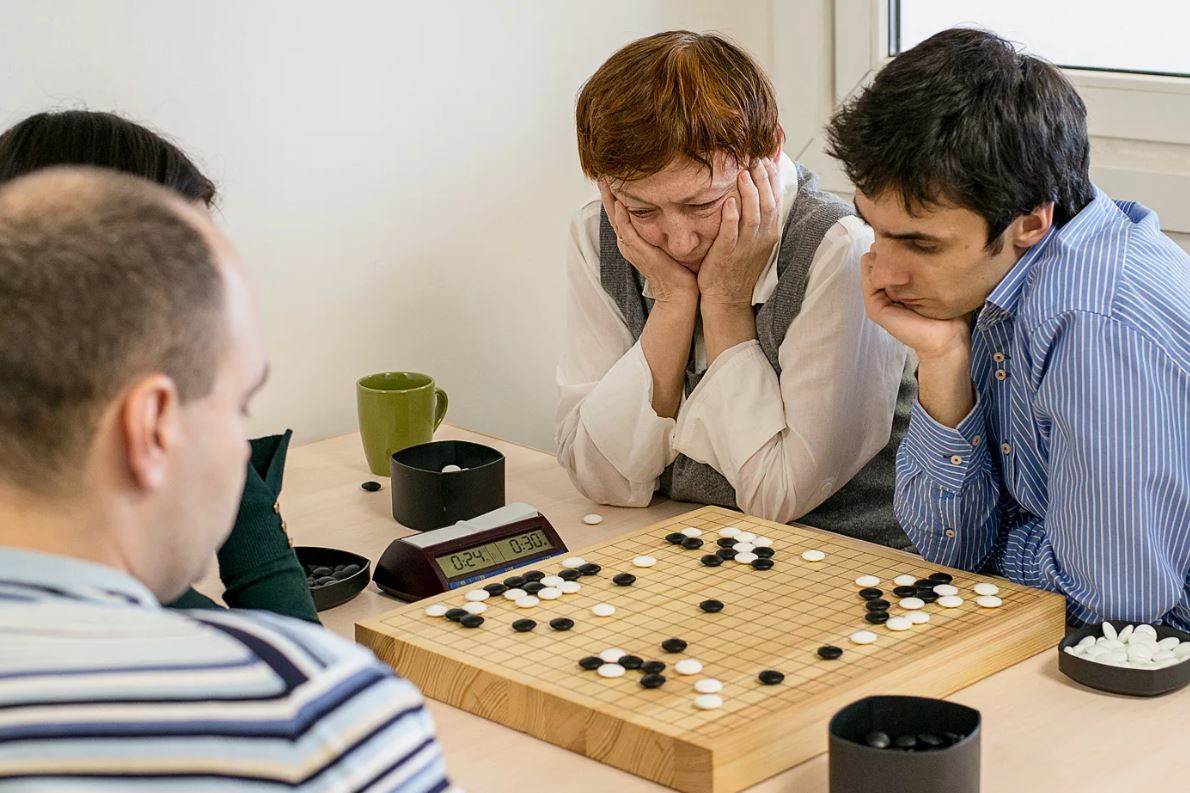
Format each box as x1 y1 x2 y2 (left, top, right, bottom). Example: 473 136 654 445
673 340 785 482
899 398 990 493
578 340 677 480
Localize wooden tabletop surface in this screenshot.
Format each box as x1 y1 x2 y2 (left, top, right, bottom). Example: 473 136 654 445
201 425 1189 791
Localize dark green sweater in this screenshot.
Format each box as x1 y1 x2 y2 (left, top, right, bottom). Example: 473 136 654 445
168 430 319 623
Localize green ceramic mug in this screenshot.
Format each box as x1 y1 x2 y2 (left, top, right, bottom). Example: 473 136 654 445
356 372 449 476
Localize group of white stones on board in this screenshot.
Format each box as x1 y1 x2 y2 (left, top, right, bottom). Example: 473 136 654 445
846 573 1004 645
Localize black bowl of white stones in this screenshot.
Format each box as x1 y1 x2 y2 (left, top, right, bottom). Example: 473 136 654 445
1058 620 1190 697
829 695 980 793
390 440 505 531
295 546 371 611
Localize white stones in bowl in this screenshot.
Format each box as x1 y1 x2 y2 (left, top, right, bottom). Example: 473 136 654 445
1064 622 1190 670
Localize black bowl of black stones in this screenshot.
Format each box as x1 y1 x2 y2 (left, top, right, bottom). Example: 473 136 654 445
390 440 505 531
295 546 371 611
828 695 980 793
1058 620 1190 697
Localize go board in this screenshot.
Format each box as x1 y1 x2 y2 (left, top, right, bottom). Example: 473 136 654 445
357 506 1065 792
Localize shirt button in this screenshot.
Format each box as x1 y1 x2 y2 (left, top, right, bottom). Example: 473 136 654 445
281 520 288 532
944 528 956 539
1001 442 1013 455
273 501 281 514
971 435 982 445
993 352 1006 363
995 369 1007 381
950 454 963 465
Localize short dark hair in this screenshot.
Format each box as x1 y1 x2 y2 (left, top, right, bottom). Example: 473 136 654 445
0 168 224 492
0 110 216 206
826 28 1093 248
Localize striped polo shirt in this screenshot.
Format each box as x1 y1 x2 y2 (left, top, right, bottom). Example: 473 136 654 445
0 547 457 792
895 187 1190 630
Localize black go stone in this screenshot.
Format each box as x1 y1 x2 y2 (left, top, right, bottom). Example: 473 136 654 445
578 656 603 670
858 587 883 600
342 564 361 576
751 558 775 571
917 590 940 603
558 569 582 581
701 554 723 567
523 570 546 582
549 617 575 632
699 599 725 613
865 611 890 625
579 563 602 576
503 576 526 588
681 537 704 550
484 583 508 596
717 537 737 548
929 572 953 584
511 619 537 633
661 638 688 653
865 598 891 612
914 578 935 589
360 480 382 492
312 566 333 577
612 573 637 586
817 645 843 660
894 735 918 750
716 548 738 560
943 731 964 746
459 614 484 628
665 532 686 545
619 655 644 670
865 731 891 749
918 733 945 749
640 673 666 689
316 576 336 586
758 670 785 685
641 660 666 674
522 581 545 595
893 585 918 598
754 546 775 558
305 577 315 586
444 608 468 622
332 569 352 580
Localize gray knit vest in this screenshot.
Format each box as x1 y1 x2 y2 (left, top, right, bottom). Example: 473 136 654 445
598 164 916 550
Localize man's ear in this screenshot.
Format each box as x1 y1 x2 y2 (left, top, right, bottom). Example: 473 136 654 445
119 375 181 490
1013 203 1054 250
769 125 786 161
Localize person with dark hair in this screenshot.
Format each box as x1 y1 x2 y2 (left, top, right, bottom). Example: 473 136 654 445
0 110 317 622
0 167 453 789
827 28 1190 629
557 32 915 549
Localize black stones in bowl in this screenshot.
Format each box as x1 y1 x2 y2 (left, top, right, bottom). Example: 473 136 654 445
296 546 370 611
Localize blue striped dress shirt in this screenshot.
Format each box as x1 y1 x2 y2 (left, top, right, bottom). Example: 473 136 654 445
0 548 457 792
895 188 1190 631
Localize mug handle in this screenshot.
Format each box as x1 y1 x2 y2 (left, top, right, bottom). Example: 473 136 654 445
433 388 449 430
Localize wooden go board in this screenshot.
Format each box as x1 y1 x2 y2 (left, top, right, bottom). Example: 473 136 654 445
357 506 1066 792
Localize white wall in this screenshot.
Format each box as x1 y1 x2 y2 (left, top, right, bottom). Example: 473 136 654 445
0 0 774 451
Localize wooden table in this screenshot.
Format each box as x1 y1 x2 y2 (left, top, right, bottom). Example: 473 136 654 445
216 426 1190 791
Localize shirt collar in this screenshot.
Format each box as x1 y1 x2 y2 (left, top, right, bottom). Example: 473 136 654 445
641 153 798 307
0 546 159 607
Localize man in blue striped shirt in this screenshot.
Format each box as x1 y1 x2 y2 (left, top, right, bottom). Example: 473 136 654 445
0 168 455 790
826 28 1190 630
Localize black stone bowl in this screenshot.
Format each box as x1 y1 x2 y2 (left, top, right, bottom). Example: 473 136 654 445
390 440 505 531
829 695 981 793
295 546 370 612
1058 620 1190 697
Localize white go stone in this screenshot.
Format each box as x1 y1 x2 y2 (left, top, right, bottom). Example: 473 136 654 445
424 603 448 617
561 557 587 569
1077 636 1096 649
899 597 925 610
582 513 604 525
1127 643 1153 661
932 584 959 597
559 581 582 594
1133 624 1159 642
735 532 757 543
538 587 562 600
1118 625 1135 642
694 694 723 710
1157 636 1181 651
849 630 878 645
975 595 1003 609
855 575 881 588
754 537 774 548
886 616 912 631
694 678 723 694
906 610 931 625
801 549 827 562
1170 644 1190 660
1102 622 1118 641
462 602 487 615
681 527 703 538
591 602 616 617
464 589 490 602
441 464 462 473
733 542 756 554
597 664 626 678
734 552 759 564
937 595 965 608
718 527 741 538
674 659 704 675
503 588 527 601
894 574 918 587
541 575 565 587
599 648 626 663
973 582 1000 596
632 555 657 568
515 595 540 608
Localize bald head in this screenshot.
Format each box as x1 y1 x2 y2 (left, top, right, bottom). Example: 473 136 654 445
0 167 227 492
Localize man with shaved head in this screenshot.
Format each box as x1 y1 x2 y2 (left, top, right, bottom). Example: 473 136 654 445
0 168 454 791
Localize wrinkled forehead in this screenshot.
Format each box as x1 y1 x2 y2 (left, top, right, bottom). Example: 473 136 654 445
612 153 742 205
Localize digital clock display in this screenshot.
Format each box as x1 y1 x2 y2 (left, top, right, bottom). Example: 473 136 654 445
434 529 553 578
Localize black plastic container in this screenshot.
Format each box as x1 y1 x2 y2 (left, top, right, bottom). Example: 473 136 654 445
829 695 981 793
390 440 505 531
1058 620 1190 697
295 546 371 611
